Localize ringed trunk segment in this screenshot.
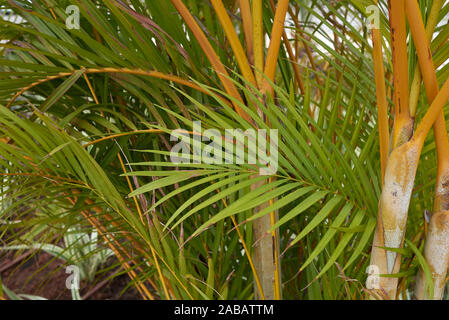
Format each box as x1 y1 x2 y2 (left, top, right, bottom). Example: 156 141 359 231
369 75 449 299
414 210 449 300
252 178 281 300
369 141 421 299
250 0 289 300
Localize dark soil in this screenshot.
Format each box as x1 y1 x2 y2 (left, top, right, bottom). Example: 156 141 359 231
0 251 142 300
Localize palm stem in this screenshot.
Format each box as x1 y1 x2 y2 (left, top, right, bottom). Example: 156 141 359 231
405 0 449 299
211 0 257 86
169 0 252 122
252 0 264 88
408 0 443 117
262 0 290 95
268 0 305 95
370 0 389 182
238 0 254 64
389 0 413 149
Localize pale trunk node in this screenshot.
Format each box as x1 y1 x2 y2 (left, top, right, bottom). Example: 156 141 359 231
414 210 449 299
369 139 420 299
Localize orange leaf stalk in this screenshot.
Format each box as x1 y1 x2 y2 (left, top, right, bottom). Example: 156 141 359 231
370 0 389 182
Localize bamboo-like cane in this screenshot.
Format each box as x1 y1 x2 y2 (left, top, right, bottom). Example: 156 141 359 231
370 0 389 182
415 210 449 299
251 0 289 300
369 73 449 299
369 0 449 297
369 0 414 299
405 0 449 299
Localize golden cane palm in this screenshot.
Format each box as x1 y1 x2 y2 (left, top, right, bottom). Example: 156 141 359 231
1 0 449 301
